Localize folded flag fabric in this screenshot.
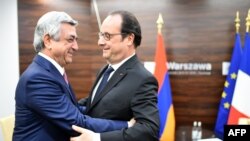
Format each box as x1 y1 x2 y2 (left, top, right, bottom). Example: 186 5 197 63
154 33 175 141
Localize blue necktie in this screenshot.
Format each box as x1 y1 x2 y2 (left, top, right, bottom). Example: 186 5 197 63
95 66 114 97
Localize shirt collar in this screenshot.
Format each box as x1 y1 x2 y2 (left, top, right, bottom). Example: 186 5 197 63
38 52 65 75
109 53 135 71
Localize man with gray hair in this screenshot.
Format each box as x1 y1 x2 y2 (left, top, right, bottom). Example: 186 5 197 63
13 11 129 141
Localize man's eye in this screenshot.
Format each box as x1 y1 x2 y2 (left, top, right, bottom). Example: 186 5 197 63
67 38 74 42
104 33 110 38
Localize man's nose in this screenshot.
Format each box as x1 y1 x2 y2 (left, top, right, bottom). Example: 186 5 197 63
72 40 79 51
98 37 106 47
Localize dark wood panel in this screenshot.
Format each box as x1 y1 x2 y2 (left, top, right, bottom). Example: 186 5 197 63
18 0 250 134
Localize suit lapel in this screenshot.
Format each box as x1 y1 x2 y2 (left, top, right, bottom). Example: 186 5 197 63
86 66 108 109
87 55 138 112
90 69 127 108
34 55 78 105
67 84 78 104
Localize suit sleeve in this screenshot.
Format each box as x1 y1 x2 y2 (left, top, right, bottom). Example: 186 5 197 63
100 76 160 141
26 76 127 136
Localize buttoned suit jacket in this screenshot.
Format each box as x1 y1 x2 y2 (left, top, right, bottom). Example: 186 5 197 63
85 55 160 141
13 55 126 141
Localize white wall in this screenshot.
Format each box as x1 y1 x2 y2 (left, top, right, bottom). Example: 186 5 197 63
0 0 19 140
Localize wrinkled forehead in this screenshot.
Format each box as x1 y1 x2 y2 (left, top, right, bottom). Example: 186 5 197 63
58 23 78 38
101 14 122 33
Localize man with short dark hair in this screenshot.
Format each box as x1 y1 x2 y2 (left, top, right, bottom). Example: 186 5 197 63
72 10 160 141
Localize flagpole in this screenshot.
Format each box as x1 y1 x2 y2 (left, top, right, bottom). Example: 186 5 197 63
235 11 240 33
157 13 164 34
92 0 101 31
155 13 175 141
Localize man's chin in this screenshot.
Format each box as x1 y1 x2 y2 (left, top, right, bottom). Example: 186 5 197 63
102 54 109 59
65 59 73 64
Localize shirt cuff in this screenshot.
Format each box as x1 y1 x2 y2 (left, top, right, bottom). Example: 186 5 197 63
127 121 132 127
93 133 101 141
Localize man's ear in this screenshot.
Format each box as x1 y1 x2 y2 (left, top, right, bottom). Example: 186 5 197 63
127 33 135 46
43 34 52 49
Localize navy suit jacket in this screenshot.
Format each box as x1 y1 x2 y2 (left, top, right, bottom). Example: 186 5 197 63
84 55 160 141
13 55 126 141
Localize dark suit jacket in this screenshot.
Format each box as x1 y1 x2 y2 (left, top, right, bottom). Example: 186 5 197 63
85 55 160 141
13 55 127 141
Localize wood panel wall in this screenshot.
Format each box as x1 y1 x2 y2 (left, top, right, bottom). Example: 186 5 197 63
18 0 250 132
